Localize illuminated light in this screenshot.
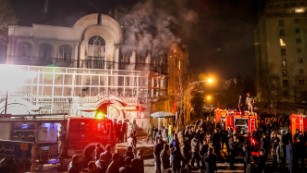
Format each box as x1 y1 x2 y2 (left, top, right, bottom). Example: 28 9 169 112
207 78 214 84
295 8 305 13
178 60 181 70
206 95 212 101
0 65 26 91
279 38 286 47
96 112 106 119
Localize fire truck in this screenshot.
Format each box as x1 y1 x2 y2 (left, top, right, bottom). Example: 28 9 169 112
215 109 258 135
289 113 307 140
0 114 116 164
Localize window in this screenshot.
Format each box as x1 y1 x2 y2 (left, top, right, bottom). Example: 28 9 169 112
283 80 288 87
294 18 300 23
282 70 288 77
278 19 284 27
59 45 72 62
281 48 286 56
297 48 302 53
87 35 106 69
295 28 301 33
279 29 285 36
296 38 302 43
282 59 287 67
39 43 52 60
279 38 286 46
299 69 304 74
298 58 304 64
298 80 305 86
89 35 105 46
17 42 32 57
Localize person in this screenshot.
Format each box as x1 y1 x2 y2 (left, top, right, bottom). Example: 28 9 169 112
190 134 200 169
153 137 164 173
170 138 182 173
131 150 144 173
228 137 236 169
245 92 255 113
124 146 134 159
106 153 120 173
100 145 113 167
200 138 209 173
146 123 154 144
160 143 171 172
127 133 136 150
257 149 266 173
270 132 280 169
88 161 98 173
96 154 107 173
286 140 293 173
205 147 216 173
238 94 244 112
245 156 257 173
95 144 104 161
67 154 80 173
242 143 250 173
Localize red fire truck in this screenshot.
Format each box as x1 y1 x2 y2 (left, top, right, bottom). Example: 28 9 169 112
215 109 258 135
0 114 116 164
289 113 307 140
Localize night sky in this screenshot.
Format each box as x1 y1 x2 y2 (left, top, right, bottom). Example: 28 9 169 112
10 0 266 79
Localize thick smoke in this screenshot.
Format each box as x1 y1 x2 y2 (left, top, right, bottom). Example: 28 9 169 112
120 0 198 57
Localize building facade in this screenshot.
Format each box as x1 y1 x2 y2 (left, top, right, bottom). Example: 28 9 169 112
255 0 307 105
0 13 171 130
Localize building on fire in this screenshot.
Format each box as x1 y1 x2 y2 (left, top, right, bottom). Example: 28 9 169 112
0 13 189 130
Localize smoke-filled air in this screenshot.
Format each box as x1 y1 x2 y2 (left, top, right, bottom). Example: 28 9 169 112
119 0 198 58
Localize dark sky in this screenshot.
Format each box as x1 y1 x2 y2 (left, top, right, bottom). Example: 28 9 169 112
11 0 266 79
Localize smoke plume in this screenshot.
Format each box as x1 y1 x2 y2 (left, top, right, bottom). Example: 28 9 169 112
120 0 198 57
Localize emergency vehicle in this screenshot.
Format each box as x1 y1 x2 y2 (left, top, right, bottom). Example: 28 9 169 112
215 109 258 135
0 114 116 164
289 113 307 140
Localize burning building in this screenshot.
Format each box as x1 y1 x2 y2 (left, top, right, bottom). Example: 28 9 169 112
0 13 176 130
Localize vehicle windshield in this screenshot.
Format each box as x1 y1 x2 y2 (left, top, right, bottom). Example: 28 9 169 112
234 118 248 126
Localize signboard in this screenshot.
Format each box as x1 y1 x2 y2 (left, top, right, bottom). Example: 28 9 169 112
0 140 32 159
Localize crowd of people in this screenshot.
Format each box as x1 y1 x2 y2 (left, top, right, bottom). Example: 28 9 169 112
151 118 307 173
67 144 144 173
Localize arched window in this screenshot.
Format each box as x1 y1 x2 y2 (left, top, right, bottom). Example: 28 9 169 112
39 43 52 60
89 35 105 46
59 45 72 62
17 42 32 57
87 35 106 69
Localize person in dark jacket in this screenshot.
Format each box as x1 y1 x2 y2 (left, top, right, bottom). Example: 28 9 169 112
286 140 294 173
100 145 113 167
242 143 251 173
257 149 266 173
245 156 257 173
95 144 105 161
160 143 171 172
200 138 209 173
170 139 182 173
180 138 191 167
67 154 80 173
228 137 236 169
212 129 221 157
106 153 120 173
131 150 144 173
154 137 164 173
205 147 216 173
